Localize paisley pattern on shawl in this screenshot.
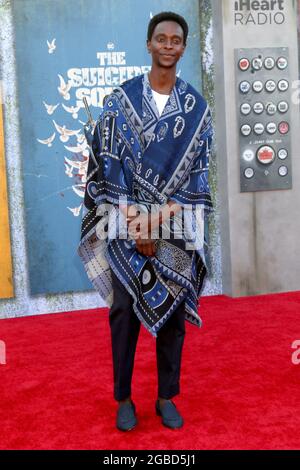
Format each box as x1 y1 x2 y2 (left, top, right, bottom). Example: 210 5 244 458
78 72 213 337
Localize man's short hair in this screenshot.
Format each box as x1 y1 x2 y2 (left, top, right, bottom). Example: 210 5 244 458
147 11 189 45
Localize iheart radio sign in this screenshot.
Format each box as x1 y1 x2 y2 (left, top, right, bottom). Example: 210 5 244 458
234 0 286 25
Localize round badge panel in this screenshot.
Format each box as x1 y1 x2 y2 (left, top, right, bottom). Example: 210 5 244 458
244 168 254 179
266 122 277 134
239 58 250 71
252 58 263 70
277 57 288 70
243 149 255 162
278 80 289 92
240 81 251 94
253 102 264 114
278 101 289 113
257 145 275 165
240 103 251 115
253 81 263 93
241 124 251 136
264 57 275 70
278 149 288 160
265 80 276 93
278 121 289 135
278 165 288 177
254 123 264 135
266 103 277 115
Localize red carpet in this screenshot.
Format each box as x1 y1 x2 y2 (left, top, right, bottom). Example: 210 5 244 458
0 292 300 450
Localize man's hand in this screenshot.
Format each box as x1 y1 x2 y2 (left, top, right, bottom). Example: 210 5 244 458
127 212 161 240
135 238 156 256
127 213 149 239
127 201 182 240
126 213 156 256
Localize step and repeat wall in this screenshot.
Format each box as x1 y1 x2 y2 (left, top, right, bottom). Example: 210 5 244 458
0 0 219 318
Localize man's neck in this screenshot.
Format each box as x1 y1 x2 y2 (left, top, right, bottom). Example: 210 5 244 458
148 66 177 95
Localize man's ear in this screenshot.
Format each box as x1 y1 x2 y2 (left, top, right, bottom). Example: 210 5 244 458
146 39 151 54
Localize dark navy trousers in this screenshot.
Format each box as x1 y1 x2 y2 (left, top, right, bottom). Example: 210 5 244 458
109 267 186 401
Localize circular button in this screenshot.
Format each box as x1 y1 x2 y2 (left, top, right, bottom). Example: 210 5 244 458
266 122 277 134
240 103 251 115
278 165 288 177
266 102 277 115
241 124 251 136
278 101 289 113
239 58 250 71
278 79 289 92
243 149 255 162
244 168 254 179
265 80 276 93
253 102 264 114
253 80 264 93
254 123 265 135
252 57 263 70
278 149 288 160
240 81 251 94
278 121 289 134
264 57 275 70
277 57 288 70
257 145 275 165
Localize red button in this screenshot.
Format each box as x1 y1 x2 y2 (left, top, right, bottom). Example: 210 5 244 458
257 145 275 165
239 58 250 71
278 121 289 134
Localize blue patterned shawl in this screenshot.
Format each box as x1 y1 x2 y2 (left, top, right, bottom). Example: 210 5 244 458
78 72 213 337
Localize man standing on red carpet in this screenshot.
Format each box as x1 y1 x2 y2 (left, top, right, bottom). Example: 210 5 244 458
78 11 214 431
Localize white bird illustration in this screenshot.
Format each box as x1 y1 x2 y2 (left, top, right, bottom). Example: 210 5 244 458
64 163 73 178
37 132 56 147
57 74 71 100
67 203 83 216
76 133 86 144
64 141 88 154
64 156 88 181
47 38 56 54
62 103 80 119
52 120 81 143
72 184 85 198
43 101 59 115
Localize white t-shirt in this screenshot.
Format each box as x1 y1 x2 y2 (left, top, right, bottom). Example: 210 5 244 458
151 89 169 116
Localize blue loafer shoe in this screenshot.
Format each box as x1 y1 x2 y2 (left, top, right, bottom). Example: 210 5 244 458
155 399 184 429
116 400 137 432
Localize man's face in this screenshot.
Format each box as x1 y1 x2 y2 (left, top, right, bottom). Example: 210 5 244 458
147 20 186 69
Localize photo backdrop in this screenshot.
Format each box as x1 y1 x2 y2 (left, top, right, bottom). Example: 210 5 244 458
12 0 205 295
